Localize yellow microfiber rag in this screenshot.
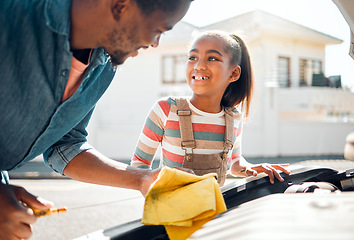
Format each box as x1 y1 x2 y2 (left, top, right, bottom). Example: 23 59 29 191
142 167 227 240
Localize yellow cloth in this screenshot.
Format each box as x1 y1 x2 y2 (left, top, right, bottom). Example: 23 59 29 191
142 167 227 240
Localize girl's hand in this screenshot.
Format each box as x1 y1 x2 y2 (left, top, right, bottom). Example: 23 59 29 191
243 164 291 184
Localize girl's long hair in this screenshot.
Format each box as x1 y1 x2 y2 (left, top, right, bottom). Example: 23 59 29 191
221 34 253 118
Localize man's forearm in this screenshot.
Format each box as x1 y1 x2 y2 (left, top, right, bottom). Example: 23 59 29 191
63 149 151 192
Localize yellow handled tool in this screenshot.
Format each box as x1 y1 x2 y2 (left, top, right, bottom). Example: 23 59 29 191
32 207 67 218
28 196 140 218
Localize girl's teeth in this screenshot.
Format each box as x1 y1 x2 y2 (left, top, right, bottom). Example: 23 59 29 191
194 76 209 80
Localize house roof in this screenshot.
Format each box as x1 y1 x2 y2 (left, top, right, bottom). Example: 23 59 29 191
162 10 342 46
160 21 200 44
202 10 343 45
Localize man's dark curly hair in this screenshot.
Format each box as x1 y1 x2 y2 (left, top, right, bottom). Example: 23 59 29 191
134 0 194 15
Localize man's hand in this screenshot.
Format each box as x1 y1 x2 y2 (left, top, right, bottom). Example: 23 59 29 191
0 183 53 240
139 167 194 196
139 168 162 196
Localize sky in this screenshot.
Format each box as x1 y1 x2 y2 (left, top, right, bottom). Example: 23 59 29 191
181 0 354 91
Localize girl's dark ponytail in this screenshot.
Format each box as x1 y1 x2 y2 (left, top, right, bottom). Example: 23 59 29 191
221 34 253 118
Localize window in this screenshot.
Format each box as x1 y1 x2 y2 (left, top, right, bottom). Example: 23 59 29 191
278 57 291 88
162 55 187 84
299 59 307 86
299 59 322 86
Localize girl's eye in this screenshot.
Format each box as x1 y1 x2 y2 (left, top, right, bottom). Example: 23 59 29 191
188 56 197 61
209 56 219 61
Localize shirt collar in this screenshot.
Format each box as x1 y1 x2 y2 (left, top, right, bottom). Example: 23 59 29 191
44 0 71 37
44 0 110 66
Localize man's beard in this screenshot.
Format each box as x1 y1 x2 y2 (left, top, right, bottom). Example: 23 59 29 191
108 49 129 67
105 28 137 67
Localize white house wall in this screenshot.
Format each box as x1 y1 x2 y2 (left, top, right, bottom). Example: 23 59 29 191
279 120 353 155
88 51 163 158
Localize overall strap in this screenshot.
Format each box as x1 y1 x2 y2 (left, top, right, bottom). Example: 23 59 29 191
176 98 196 151
224 108 235 151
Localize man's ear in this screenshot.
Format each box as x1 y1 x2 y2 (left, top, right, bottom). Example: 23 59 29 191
111 0 130 21
229 66 241 83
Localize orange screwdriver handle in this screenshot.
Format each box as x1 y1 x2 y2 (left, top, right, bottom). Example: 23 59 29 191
32 207 67 217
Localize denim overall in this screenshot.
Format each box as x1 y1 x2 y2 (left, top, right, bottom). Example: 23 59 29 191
176 98 234 186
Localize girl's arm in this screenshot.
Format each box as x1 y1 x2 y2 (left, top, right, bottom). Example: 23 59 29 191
228 117 290 184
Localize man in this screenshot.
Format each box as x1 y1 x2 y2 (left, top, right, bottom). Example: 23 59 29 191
0 0 193 239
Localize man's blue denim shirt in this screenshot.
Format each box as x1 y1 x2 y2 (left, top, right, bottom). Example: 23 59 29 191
0 0 115 174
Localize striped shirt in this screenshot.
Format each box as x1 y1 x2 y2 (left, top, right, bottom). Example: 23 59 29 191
131 97 243 169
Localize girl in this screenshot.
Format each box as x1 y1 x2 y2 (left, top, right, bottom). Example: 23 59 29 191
131 31 290 186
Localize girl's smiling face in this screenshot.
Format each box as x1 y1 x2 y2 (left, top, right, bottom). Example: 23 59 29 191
186 36 240 100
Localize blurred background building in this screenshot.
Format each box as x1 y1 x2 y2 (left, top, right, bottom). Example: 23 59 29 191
87 10 354 161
